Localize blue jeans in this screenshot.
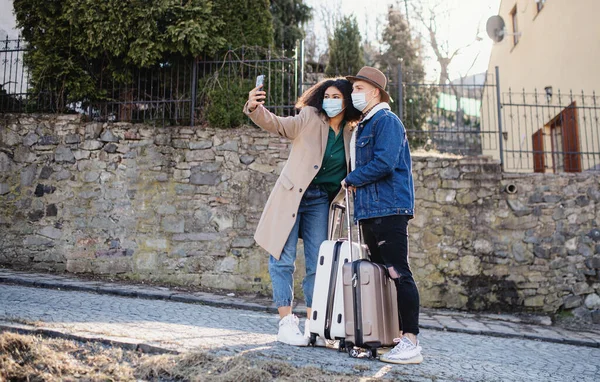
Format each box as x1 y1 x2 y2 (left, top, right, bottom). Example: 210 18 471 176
269 184 329 309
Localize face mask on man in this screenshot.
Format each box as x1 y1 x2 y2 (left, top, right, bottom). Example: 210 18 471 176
322 98 345 117
351 89 377 112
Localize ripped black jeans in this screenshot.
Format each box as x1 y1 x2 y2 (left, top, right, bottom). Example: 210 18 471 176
361 214 420 336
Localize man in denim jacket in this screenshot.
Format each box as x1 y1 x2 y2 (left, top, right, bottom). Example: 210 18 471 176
342 66 422 364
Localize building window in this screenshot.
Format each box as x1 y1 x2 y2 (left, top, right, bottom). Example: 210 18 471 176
536 0 546 13
510 6 519 45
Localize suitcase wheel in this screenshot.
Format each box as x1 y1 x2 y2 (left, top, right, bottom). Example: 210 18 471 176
309 333 317 347
348 347 361 358
338 339 346 352
370 348 378 359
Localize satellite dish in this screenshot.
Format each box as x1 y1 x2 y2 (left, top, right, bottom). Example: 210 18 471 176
486 15 506 43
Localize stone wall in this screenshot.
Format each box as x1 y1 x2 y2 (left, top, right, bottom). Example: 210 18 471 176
1 114 599 321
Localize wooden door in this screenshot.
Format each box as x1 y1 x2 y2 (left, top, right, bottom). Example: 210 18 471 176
561 102 581 172
532 129 545 173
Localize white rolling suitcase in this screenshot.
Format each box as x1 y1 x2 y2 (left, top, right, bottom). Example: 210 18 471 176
309 190 363 349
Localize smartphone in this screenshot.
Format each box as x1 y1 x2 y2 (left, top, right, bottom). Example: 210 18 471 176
256 75 265 89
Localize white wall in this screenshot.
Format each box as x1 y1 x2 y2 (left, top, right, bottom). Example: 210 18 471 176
0 0 17 38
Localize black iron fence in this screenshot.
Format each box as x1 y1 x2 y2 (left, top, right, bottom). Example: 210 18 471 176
0 39 299 128
3 35 600 173
1 37 30 112
386 66 499 157
498 87 600 173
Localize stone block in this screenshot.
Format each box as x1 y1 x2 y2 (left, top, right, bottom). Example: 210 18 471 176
100 129 120 142
39 135 60 145
172 139 190 149
456 191 478 205
20 165 37 186
54 170 71 181
134 252 159 271
584 293 600 309
103 143 118 153
586 256 600 269
83 171 100 183
507 199 533 217
240 155 255 165
588 228 600 242
439 167 460 179
190 172 220 186
23 235 53 246
65 134 81 144
563 295 582 309
1 127 20 146
192 162 221 173
144 239 168 250
66 259 92 273
232 237 255 248
95 258 132 274
189 140 212 150
216 256 238 273
0 152 13 172
38 226 62 240
435 189 456 204
459 255 481 276
0 183 10 195
473 239 493 255
524 295 545 307
592 310 600 324
80 140 104 150
14 146 36 163
572 307 592 322
162 216 185 233
185 149 215 162
85 123 103 139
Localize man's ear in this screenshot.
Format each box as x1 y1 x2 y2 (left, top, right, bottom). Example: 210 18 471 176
375 88 382 100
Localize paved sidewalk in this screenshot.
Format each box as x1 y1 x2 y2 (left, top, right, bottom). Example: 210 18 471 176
1 271 600 381
1 268 599 348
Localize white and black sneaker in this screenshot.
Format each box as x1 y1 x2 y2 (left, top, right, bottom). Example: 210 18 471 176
277 314 309 346
380 337 423 364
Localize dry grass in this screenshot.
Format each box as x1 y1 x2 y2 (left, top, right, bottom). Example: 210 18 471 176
0 331 140 381
0 332 365 382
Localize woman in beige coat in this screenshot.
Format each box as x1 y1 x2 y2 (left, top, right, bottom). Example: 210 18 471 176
244 78 360 346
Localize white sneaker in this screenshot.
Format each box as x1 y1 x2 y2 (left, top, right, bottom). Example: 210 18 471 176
380 337 423 364
277 314 309 346
304 319 327 347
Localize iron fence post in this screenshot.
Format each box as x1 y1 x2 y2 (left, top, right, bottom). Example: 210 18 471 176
297 39 304 101
397 63 403 118
190 57 198 127
495 66 504 171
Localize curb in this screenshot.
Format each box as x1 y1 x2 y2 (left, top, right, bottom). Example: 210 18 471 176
1 273 599 348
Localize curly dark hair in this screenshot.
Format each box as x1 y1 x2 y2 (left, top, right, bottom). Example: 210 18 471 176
295 78 361 123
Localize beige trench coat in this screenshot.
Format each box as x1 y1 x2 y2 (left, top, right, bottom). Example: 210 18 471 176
243 103 352 260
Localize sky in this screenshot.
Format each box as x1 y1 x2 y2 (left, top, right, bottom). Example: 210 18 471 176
304 0 502 81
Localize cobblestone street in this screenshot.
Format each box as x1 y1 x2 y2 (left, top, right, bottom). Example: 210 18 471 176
1 283 599 381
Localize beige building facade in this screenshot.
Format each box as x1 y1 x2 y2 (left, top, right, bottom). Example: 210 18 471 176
482 0 600 172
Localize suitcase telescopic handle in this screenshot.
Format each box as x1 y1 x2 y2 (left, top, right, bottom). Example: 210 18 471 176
344 186 364 261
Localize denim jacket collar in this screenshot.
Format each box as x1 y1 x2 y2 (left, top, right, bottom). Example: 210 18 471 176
362 102 391 122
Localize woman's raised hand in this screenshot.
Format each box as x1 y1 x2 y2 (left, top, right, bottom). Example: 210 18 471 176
247 86 266 112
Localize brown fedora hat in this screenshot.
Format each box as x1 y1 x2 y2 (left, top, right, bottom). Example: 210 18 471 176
346 66 390 103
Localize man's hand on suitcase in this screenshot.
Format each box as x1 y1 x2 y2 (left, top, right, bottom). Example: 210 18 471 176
341 179 356 193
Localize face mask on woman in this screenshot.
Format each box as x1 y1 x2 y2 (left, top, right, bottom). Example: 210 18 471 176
351 89 376 112
322 98 345 118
